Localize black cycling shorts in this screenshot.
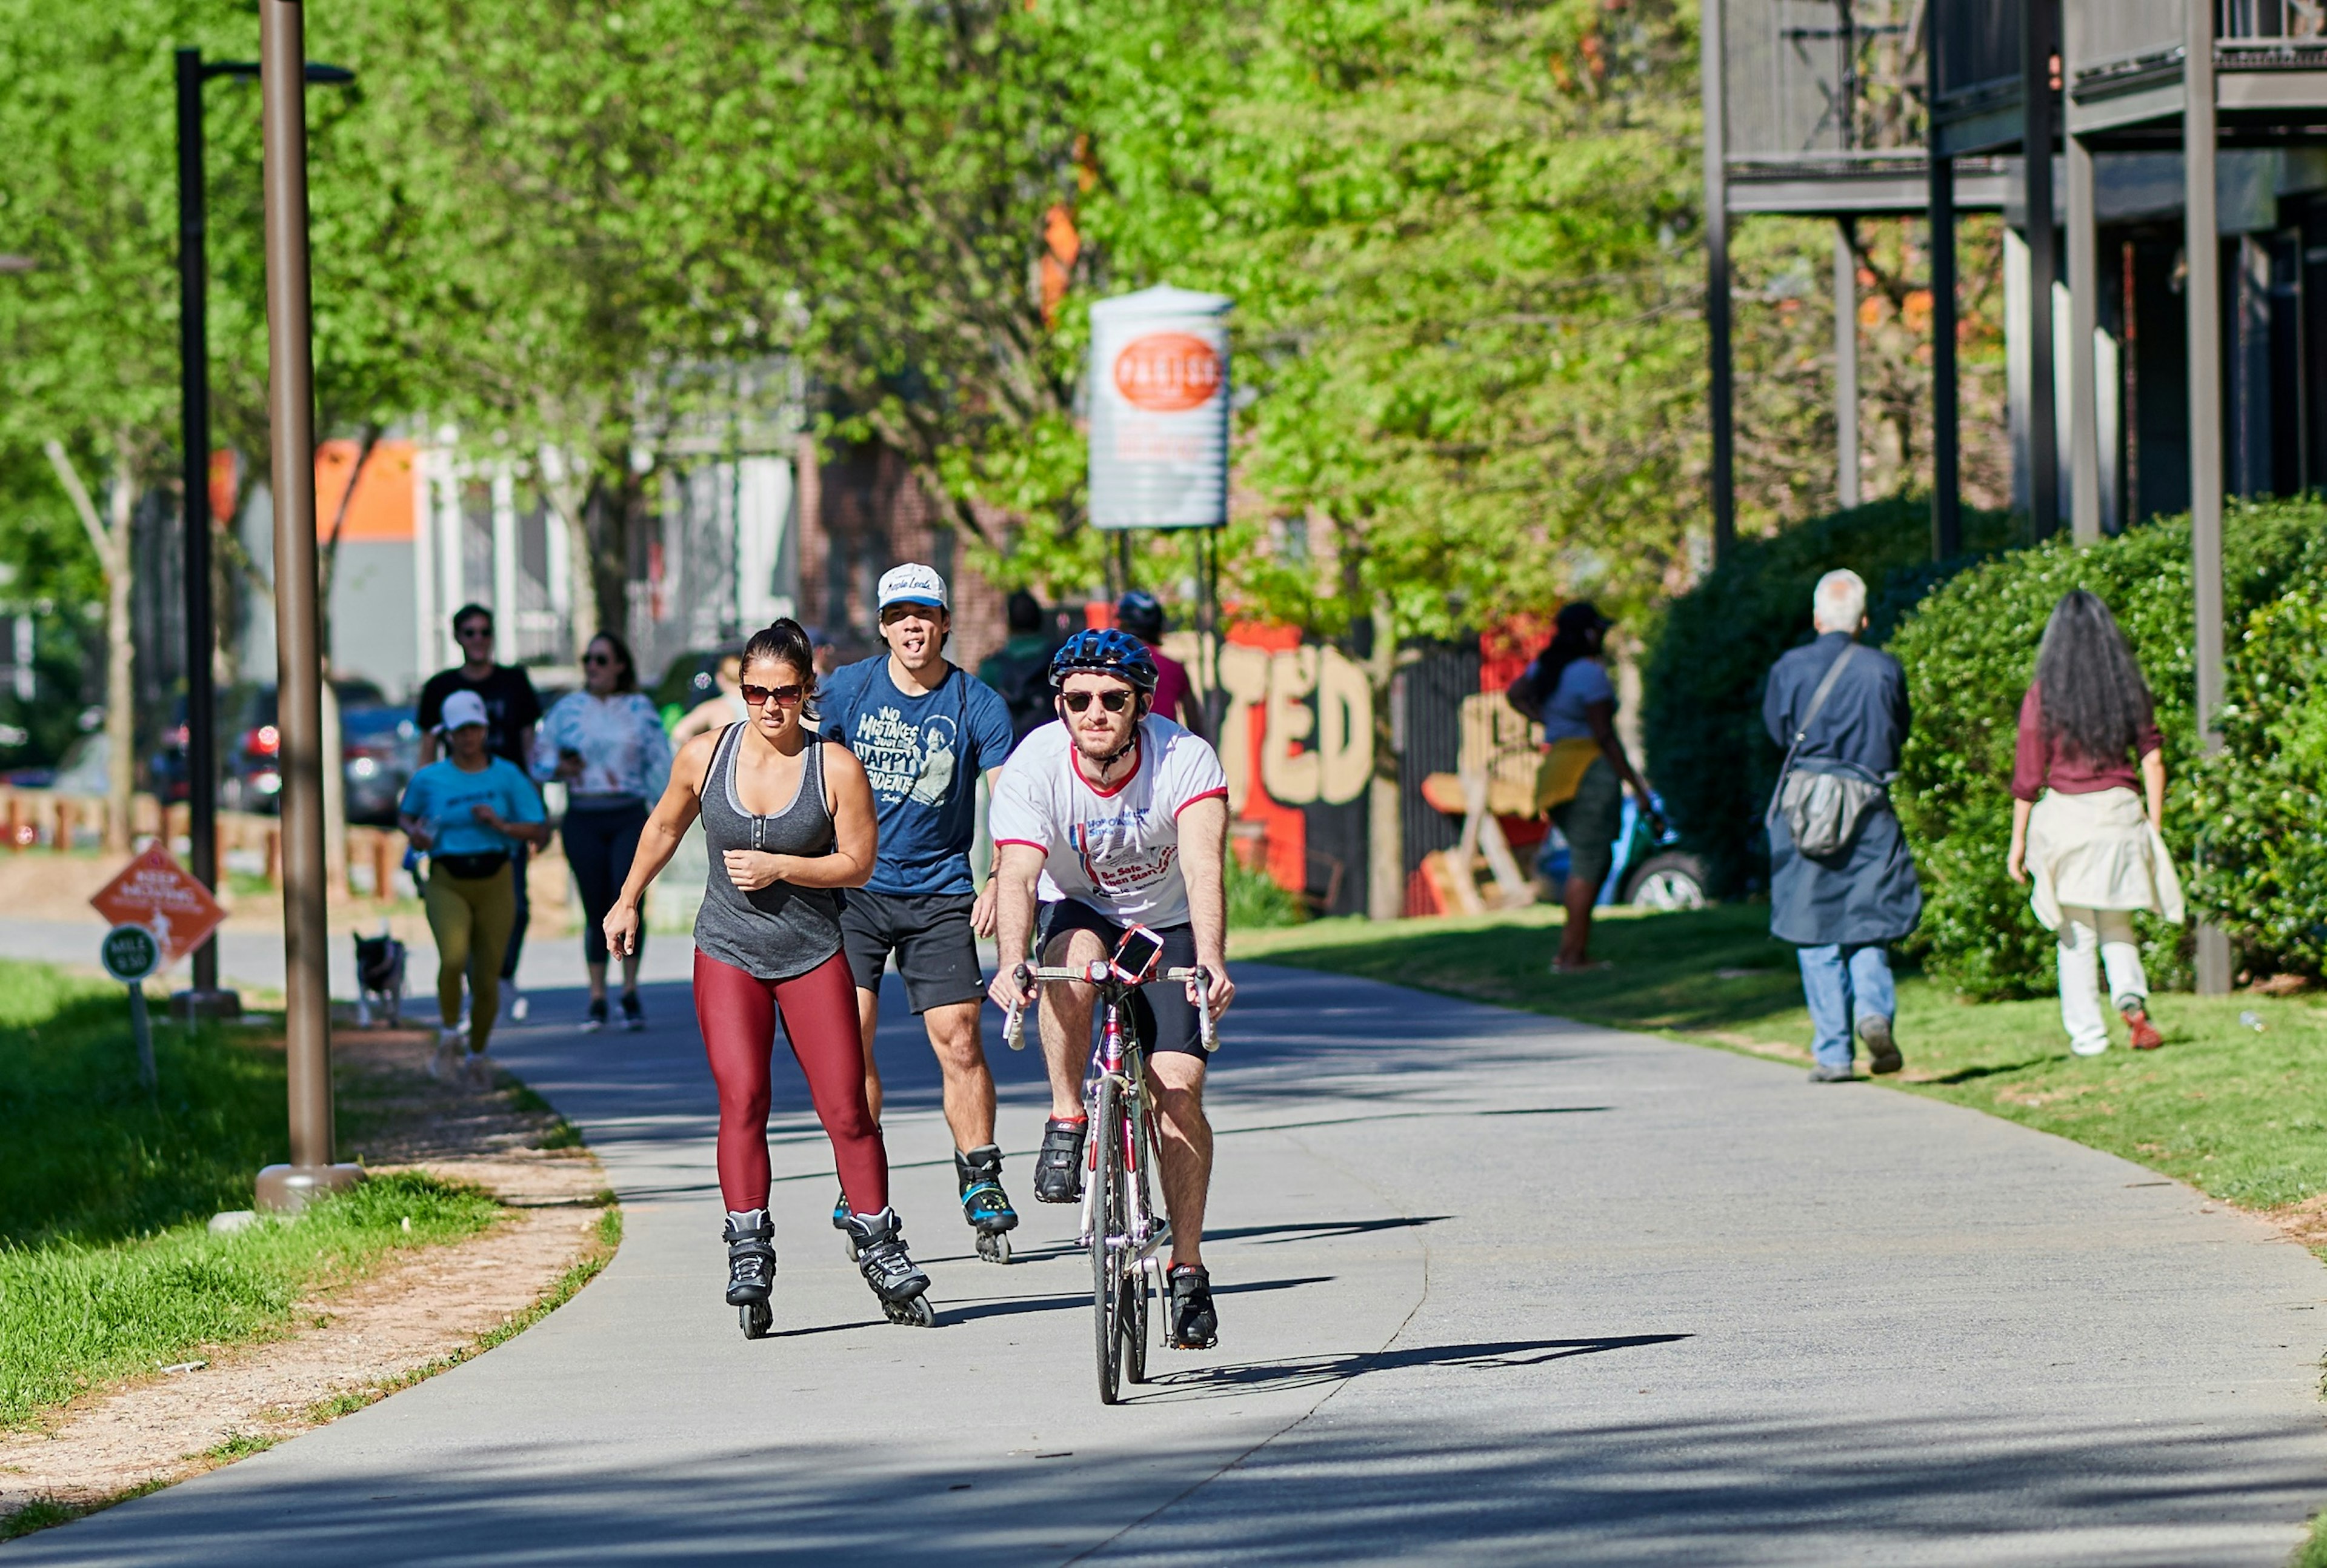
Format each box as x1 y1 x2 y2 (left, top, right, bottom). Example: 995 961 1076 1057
1037 898 1205 1058
839 889 983 1014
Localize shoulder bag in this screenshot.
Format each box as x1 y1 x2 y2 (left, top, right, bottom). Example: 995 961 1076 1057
1766 645 1886 859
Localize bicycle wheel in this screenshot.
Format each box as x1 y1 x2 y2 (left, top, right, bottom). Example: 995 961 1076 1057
1091 1074 1125 1405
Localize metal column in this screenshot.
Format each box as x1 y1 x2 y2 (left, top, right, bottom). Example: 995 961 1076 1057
1703 0 1736 561
2066 125 2103 544
2023 0 2060 537
1836 222 1861 509
174 48 236 1014
255 0 362 1210
1926 3 1960 560
2184 0 2231 996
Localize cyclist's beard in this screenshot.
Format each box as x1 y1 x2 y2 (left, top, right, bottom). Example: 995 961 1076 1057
1072 713 1139 771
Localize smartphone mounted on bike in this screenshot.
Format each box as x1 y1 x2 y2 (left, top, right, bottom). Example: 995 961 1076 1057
1110 925 1166 985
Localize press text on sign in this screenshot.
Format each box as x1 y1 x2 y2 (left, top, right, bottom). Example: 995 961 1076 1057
1113 333 1223 413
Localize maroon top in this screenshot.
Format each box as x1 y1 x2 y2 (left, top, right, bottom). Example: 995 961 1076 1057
1145 642 1193 726
2010 685 2162 802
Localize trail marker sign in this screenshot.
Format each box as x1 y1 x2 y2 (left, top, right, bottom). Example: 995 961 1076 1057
91 846 226 966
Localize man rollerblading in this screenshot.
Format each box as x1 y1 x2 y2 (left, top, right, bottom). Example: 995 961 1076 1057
821 564 1024 1263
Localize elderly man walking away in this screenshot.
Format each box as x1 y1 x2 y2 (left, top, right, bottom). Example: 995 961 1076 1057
1763 570 1923 1082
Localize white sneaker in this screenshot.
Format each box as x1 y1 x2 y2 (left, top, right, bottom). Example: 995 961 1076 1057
430 1029 464 1079
2070 1039 2109 1057
464 1050 493 1089
507 986 529 1022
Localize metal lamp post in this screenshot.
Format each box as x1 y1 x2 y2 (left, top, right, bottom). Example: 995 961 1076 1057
253 0 363 1212
173 46 351 1023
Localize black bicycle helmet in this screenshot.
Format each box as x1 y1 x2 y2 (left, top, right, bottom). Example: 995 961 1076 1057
1049 627 1160 693
1115 590 1166 642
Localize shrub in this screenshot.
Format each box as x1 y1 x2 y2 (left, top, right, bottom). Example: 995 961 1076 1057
1641 497 2009 894
2185 586 2327 976
1889 500 2327 997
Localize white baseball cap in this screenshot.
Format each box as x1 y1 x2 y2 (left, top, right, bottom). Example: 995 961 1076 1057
437 689 490 734
877 563 948 612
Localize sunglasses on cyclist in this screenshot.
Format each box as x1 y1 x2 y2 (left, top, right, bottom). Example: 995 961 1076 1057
581 653 613 666
741 682 805 708
1060 688 1137 714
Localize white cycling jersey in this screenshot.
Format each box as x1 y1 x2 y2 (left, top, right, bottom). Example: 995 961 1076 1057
988 714 1228 929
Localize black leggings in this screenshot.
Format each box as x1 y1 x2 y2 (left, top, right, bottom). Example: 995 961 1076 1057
563 802 648 967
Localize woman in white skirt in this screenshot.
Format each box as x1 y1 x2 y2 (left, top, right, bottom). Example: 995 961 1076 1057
2006 591 2183 1055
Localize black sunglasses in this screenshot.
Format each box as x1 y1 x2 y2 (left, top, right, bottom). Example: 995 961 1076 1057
1061 688 1136 714
457 623 492 639
741 682 805 708
582 653 614 667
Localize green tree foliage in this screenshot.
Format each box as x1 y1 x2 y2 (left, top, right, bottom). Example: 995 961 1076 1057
1080 0 1705 637
2185 587 2327 978
1887 503 2327 998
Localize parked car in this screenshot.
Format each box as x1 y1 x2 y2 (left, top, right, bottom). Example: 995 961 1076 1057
338 705 421 826
219 679 391 816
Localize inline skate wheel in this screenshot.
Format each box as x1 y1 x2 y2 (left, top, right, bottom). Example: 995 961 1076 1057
841 1237 859 1264
882 1295 936 1328
740 1300 773 1339
976 1231 1013 1265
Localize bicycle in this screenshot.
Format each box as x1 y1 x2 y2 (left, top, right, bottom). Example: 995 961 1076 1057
1003 926 1217 1405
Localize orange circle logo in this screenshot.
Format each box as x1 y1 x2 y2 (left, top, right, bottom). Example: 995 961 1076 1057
1113 332 1223 413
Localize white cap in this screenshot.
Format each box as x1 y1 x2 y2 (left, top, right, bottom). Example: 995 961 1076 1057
877 563 948 612
437 689 490 734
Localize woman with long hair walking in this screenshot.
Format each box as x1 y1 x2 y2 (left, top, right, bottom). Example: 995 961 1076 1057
1507 601 1661 971
602 618 933 1333
2008 590 2183 1055
537 631 670 1032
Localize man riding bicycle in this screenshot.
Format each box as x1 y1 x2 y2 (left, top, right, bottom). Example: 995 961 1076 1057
987 628 1236 1350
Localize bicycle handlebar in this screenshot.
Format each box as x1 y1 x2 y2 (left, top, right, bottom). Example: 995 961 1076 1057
1000 962 1218 1054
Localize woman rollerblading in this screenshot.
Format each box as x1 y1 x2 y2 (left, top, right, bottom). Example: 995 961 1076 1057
604 618 933 1337
725 1210 777 1338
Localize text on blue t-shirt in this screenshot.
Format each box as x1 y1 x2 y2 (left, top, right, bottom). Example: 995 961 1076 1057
398 757 545 858
819 658 1016 895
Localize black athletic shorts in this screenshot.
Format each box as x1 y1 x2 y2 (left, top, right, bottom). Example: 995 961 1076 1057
1037 899 1205 1058
839 889 984 1014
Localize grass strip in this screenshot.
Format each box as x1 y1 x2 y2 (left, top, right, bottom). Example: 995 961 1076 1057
1236 904 2327 1212
0 1171 499 1430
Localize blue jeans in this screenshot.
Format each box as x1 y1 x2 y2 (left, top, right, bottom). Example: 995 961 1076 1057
1796 944 1895 1072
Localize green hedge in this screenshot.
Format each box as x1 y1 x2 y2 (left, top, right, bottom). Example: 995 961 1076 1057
1889 500 2327 997
1641 497 2008 894
2186 584 2327 975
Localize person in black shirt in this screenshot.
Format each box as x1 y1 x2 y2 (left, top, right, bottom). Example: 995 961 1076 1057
417 605 545 1019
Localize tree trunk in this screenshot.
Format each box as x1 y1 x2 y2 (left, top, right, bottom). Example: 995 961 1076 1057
315 432 379 902
43 439 135 852
1363 593 1404 922
539 445 599 652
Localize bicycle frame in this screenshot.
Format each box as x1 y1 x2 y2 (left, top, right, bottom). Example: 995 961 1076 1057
1000 927 1216 1402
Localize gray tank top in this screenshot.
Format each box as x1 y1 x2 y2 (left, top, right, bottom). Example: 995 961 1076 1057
693 723 845 982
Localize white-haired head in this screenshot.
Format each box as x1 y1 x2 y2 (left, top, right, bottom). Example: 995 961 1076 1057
1812 570 1868 636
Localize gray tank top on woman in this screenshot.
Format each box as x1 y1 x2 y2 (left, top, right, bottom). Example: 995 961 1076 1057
693 722 845 981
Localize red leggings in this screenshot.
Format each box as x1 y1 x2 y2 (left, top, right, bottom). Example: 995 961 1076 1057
693 950 888 1215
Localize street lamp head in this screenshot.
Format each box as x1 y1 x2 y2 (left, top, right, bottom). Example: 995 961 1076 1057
0 255 35 274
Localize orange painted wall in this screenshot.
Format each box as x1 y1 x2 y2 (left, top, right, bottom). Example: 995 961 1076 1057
313 440 417 542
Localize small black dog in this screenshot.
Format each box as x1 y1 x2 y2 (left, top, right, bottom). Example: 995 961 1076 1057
354 929 407 1028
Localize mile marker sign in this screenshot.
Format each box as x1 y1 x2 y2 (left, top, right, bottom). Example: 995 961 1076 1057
100 923 162 984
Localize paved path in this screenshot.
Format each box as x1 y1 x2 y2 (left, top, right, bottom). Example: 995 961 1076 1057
12 966 2327 1565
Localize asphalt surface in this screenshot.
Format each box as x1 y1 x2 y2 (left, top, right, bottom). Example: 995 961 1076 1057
10 962 2327 1565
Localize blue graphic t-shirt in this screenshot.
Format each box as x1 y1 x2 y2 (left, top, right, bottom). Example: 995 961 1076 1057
820 657 1016 895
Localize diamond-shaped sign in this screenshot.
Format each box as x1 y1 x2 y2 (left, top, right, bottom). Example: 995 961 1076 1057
90 846 226 966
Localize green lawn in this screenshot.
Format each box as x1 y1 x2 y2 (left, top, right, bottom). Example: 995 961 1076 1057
0 960 499 1435
1236 904 2327 1215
